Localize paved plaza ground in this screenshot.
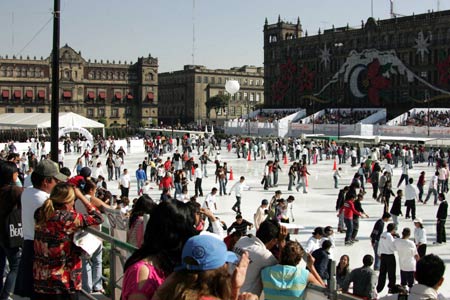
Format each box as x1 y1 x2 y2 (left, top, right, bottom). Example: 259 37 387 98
14 139 450 299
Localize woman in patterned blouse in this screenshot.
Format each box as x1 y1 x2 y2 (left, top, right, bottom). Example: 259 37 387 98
33 182 103 300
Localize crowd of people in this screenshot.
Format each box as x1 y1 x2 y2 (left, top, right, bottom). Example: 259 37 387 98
401 109 450 127
0 133 448 300
253 110 296 123
312 109 374 125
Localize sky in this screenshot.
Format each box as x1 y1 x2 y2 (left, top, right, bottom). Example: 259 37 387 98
0 0 448 72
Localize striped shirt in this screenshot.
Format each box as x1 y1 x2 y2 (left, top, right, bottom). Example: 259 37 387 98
261 264 309 300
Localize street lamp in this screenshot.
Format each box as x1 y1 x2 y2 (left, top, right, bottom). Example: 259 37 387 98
425 90 430 136
225 80 240 123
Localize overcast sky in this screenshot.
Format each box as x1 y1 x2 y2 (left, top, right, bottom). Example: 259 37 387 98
0 0 447 72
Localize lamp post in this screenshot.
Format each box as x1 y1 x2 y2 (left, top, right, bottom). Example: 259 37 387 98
225 80 240 124
425 90 430 137
50 0 60 163
310 100 315 134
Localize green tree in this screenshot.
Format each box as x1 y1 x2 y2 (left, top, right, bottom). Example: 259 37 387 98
205 94 230 119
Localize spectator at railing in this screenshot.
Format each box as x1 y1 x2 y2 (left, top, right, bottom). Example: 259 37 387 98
312 109 373 125
401 110 450 127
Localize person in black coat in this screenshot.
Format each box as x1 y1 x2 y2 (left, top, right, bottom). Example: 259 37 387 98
312 240 332 282
435 193 448 244
390 190 403 228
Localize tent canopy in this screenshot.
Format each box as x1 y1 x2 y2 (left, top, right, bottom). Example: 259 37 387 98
0 112 105 129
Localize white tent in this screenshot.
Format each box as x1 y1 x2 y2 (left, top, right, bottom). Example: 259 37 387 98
0 112 104 129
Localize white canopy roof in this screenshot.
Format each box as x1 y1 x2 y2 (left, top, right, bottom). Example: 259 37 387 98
0 112 105 129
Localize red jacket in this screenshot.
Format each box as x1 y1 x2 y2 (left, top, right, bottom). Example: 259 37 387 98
159 176 174 189
339 199 361 219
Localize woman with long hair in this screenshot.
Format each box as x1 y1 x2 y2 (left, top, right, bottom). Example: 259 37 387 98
336 254 351 289
77 180 110 294
0 161 24 299
122 200 199 300
33 182 103 300
73 158 83 175
127 195 156 248
414 218 427 257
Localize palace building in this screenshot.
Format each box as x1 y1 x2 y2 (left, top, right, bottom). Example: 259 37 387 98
264 11 450 118
0 44 158 128
159 65 264 125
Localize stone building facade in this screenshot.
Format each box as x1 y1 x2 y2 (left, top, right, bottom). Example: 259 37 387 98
0 44 158 127
159 65 264 125
264 11 450 118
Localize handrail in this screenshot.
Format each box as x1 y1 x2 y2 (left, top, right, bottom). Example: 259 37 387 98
83 226 137 300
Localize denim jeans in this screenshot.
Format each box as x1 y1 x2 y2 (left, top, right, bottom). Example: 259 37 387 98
174 182 182 198
137 179 145 195
219 179 226 196
0 246 21 300
372 240 380 270
115 167 121 180
344 218 353 242
82 245 103 293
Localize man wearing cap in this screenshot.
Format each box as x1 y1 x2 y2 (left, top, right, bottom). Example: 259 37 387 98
254 199 269 230
15 160 68 297
435 193 448 245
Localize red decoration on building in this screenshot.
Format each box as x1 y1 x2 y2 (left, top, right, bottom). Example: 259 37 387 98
437 55 450 86
365 59 390 106
297 66 315 92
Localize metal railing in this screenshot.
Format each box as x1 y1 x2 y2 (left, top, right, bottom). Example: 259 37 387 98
82 226 137 300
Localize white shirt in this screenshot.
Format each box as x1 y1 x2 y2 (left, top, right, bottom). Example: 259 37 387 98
429 175 438 189
21 187 49 240
119 173 131 188
229 181 249 197
384 163 393 175
194 168 203 180
405 183 418 200
254 206 267 230
203 193 217 212
414 227 427 245
233 235 278 295
304 236 321 253
394 238 418 272
378 231 396 255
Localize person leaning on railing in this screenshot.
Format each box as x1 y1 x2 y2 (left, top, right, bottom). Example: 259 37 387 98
33 182 104 300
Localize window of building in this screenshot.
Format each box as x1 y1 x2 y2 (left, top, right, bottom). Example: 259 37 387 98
244 92 248 100
255 80 259 86
6 108 14 113
25 108 33 113
196 76 201 83
87 108 94 117
250 93 254 102
98 108 105 117
229 106 235 116
211 77 215 84
37 108 45 113
203 76 208 83
112 108 119 117
249 80 253 86
256 93 260 102
218 77 222 84
126 107 131 115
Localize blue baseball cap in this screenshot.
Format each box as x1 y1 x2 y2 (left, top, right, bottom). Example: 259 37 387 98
180 233 238 271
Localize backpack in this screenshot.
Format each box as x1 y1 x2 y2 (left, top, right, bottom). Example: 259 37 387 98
4 205 23 248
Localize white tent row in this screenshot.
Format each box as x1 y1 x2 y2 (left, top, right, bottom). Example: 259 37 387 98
0 112 105 140
0 112 104 129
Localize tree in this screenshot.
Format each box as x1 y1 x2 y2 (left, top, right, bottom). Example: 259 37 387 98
206 94 230 119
